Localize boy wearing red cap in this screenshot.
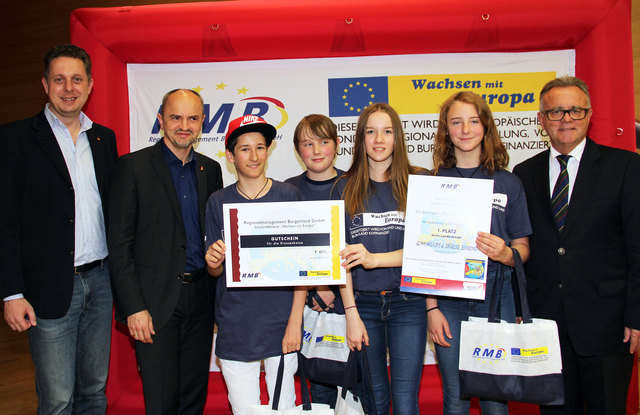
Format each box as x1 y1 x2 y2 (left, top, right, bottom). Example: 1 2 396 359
204 115 306 415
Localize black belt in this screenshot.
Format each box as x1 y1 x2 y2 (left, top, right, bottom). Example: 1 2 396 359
178 268 205 284
74 257 107 274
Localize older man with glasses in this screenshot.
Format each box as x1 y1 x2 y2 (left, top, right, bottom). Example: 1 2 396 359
513 76 640 414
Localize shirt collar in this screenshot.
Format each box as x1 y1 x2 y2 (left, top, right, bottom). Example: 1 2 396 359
549 137 587 164
44 103 93 134
161 139 195 165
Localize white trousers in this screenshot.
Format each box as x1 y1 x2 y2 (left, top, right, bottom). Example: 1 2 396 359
219 353 298 415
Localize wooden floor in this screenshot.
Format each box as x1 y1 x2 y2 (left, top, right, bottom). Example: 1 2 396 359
0 320 37 414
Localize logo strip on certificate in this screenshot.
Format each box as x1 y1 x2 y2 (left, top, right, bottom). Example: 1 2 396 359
331 205 341 280
229 208 241 282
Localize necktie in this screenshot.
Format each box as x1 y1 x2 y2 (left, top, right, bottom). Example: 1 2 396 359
551 155 570 231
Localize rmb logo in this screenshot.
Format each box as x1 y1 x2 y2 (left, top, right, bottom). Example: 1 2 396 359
151 96 289 135
472 345 507 361
240 272 261 279
302 329 312 344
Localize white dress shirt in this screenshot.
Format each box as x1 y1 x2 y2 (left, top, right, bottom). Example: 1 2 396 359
3 106 108 302
548 137 587 204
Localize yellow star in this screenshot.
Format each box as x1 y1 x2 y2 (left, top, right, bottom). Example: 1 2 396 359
357 108 361 112
216 150 226 158
356 81 361 85
192 86 204 94
344 102 349 106
369 88 373 92
371 94 375 98
363 83 368 87
350 106 354 111
344 88 348 93
216 82 228 90
342 95 347 99
349 83 353 88
237 86 249 95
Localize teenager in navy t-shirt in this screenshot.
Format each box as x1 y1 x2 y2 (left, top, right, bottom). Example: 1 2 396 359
427 92 532 415
285 114 345 407
204 115 307 415
335 103 427 415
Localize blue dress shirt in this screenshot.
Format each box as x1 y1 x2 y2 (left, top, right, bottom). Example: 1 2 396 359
161 141 204 273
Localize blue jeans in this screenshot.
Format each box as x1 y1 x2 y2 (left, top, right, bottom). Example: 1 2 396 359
355 289 427 415
28 261 112 415
434 268 515 415
309 381 338 408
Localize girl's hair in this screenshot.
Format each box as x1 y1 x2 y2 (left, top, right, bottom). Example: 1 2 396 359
432 91 508 175
340 103 422 217
293 114 338 153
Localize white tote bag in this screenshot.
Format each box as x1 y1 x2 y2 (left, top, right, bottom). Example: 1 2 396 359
300 304 350 386
250 354 335 415
334 386 363 415
458 249 564 405
459 316 564 404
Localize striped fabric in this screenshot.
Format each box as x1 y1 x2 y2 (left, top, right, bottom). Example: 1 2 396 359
551 155 571 231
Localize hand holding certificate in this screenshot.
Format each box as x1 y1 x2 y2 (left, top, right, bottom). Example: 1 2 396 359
401 175 493 300
223 200 346 287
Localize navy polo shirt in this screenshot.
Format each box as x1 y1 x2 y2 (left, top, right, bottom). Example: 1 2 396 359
161 141 203 272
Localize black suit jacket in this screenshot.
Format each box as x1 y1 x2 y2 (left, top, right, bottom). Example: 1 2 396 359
108 140 223 330
0 111 118 318
513 138 640 356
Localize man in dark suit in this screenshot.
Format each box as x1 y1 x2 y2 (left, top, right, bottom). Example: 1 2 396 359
0 44 118 414
513 76 640 414
109 89 223 414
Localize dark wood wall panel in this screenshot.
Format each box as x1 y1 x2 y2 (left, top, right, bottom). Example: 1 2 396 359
0 0 215 125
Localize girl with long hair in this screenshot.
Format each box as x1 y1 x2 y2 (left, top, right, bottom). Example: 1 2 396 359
428 91 531 414
336 103 427 415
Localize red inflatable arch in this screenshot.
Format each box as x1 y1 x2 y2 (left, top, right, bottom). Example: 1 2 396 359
70 0 637 412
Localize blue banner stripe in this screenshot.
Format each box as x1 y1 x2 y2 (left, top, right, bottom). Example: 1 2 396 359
328 76 389 117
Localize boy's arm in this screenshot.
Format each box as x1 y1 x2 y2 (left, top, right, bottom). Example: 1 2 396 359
282 287 308 354
205 240 226 277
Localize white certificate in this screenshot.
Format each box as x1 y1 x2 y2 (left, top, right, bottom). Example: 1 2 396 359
400 175 493 300
223 200 346 287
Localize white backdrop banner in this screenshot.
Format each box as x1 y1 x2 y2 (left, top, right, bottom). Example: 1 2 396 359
128 50 574 186
129 51 573 369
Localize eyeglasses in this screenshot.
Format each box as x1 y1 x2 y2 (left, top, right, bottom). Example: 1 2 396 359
542 107 591 121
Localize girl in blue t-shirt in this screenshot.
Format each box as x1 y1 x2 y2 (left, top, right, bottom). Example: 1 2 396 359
335 103 427 415
428 91 532 415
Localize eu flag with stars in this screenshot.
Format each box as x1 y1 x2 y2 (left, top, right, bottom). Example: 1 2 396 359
328 77 389 117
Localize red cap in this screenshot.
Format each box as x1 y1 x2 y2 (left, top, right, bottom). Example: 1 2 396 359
225 115 277 150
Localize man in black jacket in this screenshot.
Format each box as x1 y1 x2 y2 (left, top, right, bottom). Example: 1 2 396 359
109 89 223 414
1 44 118 414
513 76 640 414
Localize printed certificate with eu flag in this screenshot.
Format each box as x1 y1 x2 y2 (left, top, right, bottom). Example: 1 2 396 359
223 200 346 287
400 175 493 300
